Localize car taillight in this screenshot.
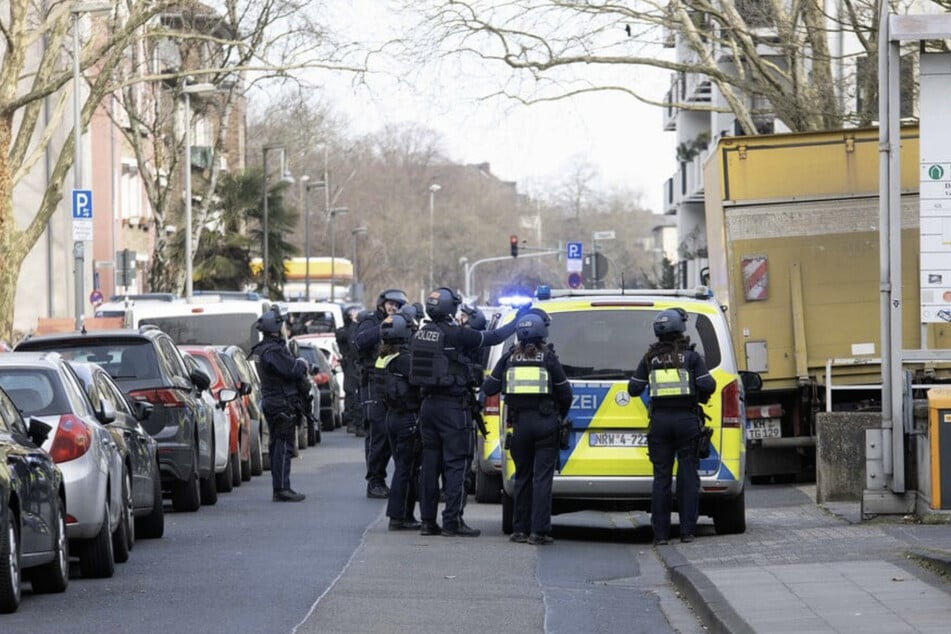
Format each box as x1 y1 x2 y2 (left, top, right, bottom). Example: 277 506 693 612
721 379 741 428
129 388 186 406
48 415 93 463
483 393 500 416
313 373 330 385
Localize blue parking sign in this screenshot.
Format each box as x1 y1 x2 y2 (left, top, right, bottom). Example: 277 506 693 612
566 241 583 272
72 189 93 219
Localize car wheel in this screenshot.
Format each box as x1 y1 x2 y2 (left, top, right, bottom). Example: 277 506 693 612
297 424 307 451
29 499 69 594
501 490 514 535
78 500 115 579
240 454 252 482
713 489 747 535
314 425 321 444
112 469 134 563
172 447 201 512
230 450 242 488
200 435 218 505
320 410 333 432
250 421 263 476
0 510 21 614
216 451 234 493
474 470 502 504
136 466 165 539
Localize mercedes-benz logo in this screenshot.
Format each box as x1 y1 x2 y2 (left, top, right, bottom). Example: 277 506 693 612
615 391 631 406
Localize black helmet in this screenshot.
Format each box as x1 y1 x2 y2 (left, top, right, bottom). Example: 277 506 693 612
515 313 548 343
356 309 376 324
527 307 551 327
381 314 412 344
398 303 420 327
425 287 461 321
460 304 486 331
256 306 284 334
376 289 408 311
653 308 687 338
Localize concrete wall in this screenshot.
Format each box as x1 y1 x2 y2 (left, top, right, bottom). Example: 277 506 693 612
816 412 881 502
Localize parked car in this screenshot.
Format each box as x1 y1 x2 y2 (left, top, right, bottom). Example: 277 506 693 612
181 346 250 485
293 333 346 428
68 361 165 539
180 351 229 500
282 341 321 448
0 386 69 613
0 352 126 578
294 340 341 434
216 345 267 474
15 328 215 513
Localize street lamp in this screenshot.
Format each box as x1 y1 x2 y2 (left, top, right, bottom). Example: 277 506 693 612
262 144 293 295
302 176 327 301
351 225 368 302
182 80 216 299
428 183 441 290
329 207 349 301
71 1 112 330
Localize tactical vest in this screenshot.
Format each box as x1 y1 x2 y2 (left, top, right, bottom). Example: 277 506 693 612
380 352 421 412
409 323 469 387
648 352 696 401
503 350 551 395
369 353 389 397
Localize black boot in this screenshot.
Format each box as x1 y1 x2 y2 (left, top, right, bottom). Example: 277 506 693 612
273 489 306 502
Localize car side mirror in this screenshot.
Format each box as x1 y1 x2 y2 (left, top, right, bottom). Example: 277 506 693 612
190 369 211 392
97 398 117 424
239 381 252 396
28 418 53 446
216 388 238 410
131 400 153 421
739 371 763 393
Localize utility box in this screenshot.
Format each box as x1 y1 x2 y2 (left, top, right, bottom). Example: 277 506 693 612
928 388 951 509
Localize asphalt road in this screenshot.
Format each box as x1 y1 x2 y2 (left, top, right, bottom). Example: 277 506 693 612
3 430 706 633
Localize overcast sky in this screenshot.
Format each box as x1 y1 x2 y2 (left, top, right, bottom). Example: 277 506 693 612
318 2 675 213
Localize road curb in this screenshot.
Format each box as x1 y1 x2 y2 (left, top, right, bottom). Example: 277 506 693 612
656 544 754 634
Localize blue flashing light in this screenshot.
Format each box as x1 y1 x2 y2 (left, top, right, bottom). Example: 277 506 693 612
535 285 551 300
498 294 533 308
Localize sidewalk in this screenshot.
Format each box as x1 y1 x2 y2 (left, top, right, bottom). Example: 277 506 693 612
656 485 951 633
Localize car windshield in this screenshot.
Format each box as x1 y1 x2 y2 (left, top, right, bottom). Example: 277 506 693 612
499 308 722 380
0 369 68 416
142 314 259 353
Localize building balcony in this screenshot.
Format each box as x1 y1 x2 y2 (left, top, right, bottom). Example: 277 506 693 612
662 87 677 131
663 146 711 214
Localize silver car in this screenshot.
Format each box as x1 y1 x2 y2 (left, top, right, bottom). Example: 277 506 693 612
0 352 126 578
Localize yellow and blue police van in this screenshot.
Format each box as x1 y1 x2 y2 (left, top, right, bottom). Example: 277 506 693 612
493 286 760 535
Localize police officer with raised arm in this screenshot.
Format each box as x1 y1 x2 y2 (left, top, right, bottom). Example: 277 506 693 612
627 308 715 544
353 289 408 498
409 287 522 537
251 305 311 502
482 311 572 545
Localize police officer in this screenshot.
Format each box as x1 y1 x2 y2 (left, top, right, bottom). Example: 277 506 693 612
409 287 521 537
377 314 422 530
627 308 715 544
336 305 363 434
482 312 572 545
353 289 408 498
251 305 311 502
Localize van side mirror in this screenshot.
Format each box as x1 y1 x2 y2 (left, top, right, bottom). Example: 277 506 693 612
28 418 53 446
739 371 762 393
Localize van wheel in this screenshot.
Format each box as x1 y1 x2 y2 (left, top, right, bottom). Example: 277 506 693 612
501 491 514 535
475 470 502 504
713 489 747 535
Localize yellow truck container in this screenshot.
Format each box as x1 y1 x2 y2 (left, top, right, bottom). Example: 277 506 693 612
703 126 951 480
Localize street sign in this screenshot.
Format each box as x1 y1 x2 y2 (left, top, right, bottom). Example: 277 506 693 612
567 272 583 289
89 289 103 306
72 189 93 241
593 230 616 241
566 241 583 272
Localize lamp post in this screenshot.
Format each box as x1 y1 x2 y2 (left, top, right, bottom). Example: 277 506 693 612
71 1 112 330
182 80 216 299
262 144 293 295
303 177 327 300
428 183 441 290
329 207 349 301
351 225 367 302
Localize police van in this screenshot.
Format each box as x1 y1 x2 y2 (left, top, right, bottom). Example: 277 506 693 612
491 286 760 535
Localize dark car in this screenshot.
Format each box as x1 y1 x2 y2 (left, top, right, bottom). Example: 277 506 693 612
15 328 214 513
68 361 165 539
0 386 69 613
294 341 339 437
216 345 267 474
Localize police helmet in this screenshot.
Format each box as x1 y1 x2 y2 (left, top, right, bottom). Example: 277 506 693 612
460 304 487 331
381 314 412 344
356 309 376 324
425 287 461 321
515 313 548 343
527 307 551 327
398 303 419 326
376 289 408 311
256 306 284 334
653 308 687 338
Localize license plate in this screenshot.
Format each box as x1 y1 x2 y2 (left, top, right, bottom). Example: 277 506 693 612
748 418 781 440
588 431 647 447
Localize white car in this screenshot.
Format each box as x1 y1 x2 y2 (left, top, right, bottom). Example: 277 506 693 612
293 333 346 420
0 352 127 578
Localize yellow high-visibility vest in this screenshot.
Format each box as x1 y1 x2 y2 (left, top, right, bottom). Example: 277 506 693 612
648 368 695 399
504 364 551 395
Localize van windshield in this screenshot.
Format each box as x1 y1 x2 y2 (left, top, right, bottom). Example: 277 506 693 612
502 309 722 380
142 314 259 354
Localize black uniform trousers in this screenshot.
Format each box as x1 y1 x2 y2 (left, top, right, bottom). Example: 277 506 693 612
418 394 471 530
361 384 392 488
385 409 421 521
647 409 701 540
263 397 298 492
510 409 559 536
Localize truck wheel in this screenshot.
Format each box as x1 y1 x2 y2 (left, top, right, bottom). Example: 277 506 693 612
475 470 502 504
501 491 514 535
713 489 747 535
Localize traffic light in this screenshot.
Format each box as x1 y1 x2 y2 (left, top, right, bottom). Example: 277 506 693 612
510 235 519 258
